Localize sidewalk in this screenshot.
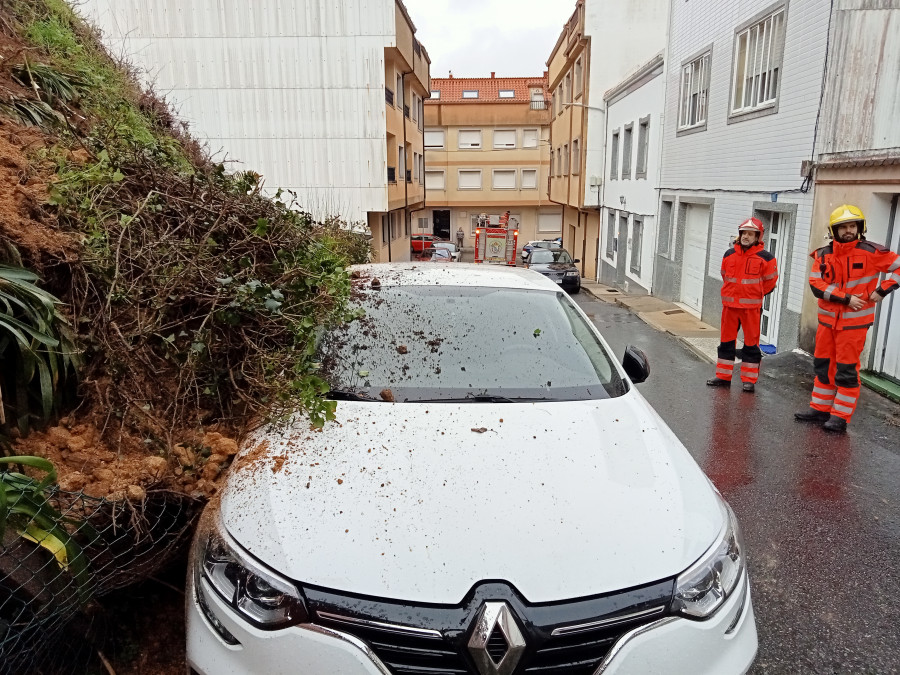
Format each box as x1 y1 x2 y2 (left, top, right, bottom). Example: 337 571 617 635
580 280 723 364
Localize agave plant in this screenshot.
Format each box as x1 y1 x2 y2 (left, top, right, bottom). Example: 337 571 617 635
0 264 80 434
0 455 93 596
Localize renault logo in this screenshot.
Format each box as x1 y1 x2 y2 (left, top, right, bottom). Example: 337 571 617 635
467 601 526 675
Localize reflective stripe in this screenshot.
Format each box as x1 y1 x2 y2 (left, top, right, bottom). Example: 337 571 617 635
716 368 732 377
717 358 734 366
845 275 878 288
833 403 854 415
741 277 761 284
888 259 900 272
811 394 833 405
739 298 762 305
889 272 900 285
824 284 838 302
810 271 823 279
723 276 738 283
813 386 835 397
763 272 777 280
835 392 857 404
741 362 760 371
844 307 876 319
818 309 837 318
722 296 735 303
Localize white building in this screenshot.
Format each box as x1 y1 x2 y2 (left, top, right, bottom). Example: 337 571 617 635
600 53 665 295
655 0 830 352
81 0 431 262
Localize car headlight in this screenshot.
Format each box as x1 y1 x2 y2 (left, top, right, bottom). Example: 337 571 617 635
565 271 579 276
194 510 309 630
672 501 744 619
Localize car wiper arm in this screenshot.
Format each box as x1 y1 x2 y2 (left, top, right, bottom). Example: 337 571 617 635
325 390 378 401
410 396 551 403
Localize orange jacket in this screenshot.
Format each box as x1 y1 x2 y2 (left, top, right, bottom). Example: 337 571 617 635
720 242 778 309
809 239 900 330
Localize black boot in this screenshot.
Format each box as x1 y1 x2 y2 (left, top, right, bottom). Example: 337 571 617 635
742 382 755 393
794 408 830 423
823 415 847 433
706 377 731 387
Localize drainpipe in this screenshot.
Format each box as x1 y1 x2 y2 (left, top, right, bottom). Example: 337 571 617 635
402 67 414 248
870 194 898 372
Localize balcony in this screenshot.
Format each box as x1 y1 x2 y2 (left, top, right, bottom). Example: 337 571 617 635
385 88 394 106
388 167 396 183
530 99 549 110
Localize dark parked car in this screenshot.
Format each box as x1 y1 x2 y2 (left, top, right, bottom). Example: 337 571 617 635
525 248 581 293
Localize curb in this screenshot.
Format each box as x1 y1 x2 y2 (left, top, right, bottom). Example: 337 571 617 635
675 336 716 365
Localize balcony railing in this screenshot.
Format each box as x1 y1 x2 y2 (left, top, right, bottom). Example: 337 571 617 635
530 99 549 110
404 105 410 118
406 170 412 183
387 167 396 183
385 88 394 106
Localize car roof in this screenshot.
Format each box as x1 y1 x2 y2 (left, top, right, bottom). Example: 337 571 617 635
352 262 560 292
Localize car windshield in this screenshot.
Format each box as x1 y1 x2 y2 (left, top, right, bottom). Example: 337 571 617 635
530 250 573 264
431 249 452 260
534 241 559 250
433 243 456 252
318 285 627 401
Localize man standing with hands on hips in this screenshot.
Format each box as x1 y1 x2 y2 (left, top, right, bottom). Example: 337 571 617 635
707 217 778 393
795 204 900 433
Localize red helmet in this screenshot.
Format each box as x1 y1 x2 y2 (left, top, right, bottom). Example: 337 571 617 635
738 217 764 237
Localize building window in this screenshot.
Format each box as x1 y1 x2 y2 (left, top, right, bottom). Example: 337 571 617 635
565 72 572 103
418 99 424 129
610 130 620 180
678 51 710 131
398 145 405 177
396 74 402 107
521 169 538 189
493 129 516 149
731 7 786 116
575 58 583 96
658 200 674 257
551 91 556 114
424 170 445 190
382 214 389 244
499 89 515 98
457 169 482 190
411 94 418 123
523 128 539 148
404 213 410 236
622 123 633 179
458 129 482 149
462 90 479 98
390 211 397 240
431 90 440 99
550 147 554 176
417 216 429 230
606 211 616 258
419 154 424 183
424 129 445 149
413 152 418 181
556 147 562 176
571 139 580 175
636 116 650 179
630 216 643 275
563 144 569 174
492 169 516 190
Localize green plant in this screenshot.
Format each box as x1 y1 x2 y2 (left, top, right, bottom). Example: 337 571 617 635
0 265 80 434
0 455 92 595
11 60 86 105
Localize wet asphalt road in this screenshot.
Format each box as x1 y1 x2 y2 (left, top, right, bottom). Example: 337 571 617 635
573 293 900 675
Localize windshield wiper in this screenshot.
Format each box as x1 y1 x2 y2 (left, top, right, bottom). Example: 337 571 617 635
325 390 378 401
410 395 552 403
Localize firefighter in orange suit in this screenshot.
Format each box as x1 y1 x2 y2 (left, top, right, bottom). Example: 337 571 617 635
707 217 778 393
795 204 900 433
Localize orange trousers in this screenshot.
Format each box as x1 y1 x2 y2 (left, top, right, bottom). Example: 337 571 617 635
714 307 762 383
809 324 868 422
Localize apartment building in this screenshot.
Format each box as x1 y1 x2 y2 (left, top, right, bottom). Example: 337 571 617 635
802 3 900 381
656 0 830 352
417 75 554 249
81 0 431 262
601 53 665 295
547 0 669 281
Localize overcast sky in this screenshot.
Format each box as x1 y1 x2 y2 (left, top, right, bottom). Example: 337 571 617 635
401 0 576 79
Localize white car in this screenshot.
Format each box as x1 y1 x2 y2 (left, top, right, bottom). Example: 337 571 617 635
431 241 460 261
521 239 561 260
187 263 757 675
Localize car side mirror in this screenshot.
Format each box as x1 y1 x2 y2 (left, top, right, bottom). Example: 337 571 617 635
622 345 650 383
573 259 581 264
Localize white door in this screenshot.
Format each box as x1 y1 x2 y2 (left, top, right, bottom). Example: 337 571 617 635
761 212 789 346
872 196 900 379
680 204 709 312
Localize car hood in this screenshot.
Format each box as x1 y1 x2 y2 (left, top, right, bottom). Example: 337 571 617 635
221 393 723 604
529 262 575 271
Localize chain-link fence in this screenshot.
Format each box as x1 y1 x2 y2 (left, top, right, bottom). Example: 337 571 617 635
1 486 200 675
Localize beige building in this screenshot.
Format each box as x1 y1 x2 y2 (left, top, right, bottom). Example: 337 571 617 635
372 2 432 263
416 74 556 253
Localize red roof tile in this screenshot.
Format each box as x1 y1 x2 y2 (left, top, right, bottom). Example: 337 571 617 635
428 76 549 104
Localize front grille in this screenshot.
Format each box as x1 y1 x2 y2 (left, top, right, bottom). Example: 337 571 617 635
305 579 674 675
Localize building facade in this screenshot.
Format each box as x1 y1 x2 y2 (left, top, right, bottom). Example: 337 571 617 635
547 0 669 281
418 74 554 251
656 0 830 352
802 2 900 381
600 53 666 295
81 0 431 263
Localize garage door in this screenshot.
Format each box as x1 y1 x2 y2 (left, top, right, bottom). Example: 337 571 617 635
680 204 709 313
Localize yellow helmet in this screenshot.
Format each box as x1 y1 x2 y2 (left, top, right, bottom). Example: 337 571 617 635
828 204 866 238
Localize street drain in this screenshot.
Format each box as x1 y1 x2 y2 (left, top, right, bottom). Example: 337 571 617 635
663 309 685 315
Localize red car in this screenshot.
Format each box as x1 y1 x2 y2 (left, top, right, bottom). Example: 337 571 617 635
411 234 435 252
